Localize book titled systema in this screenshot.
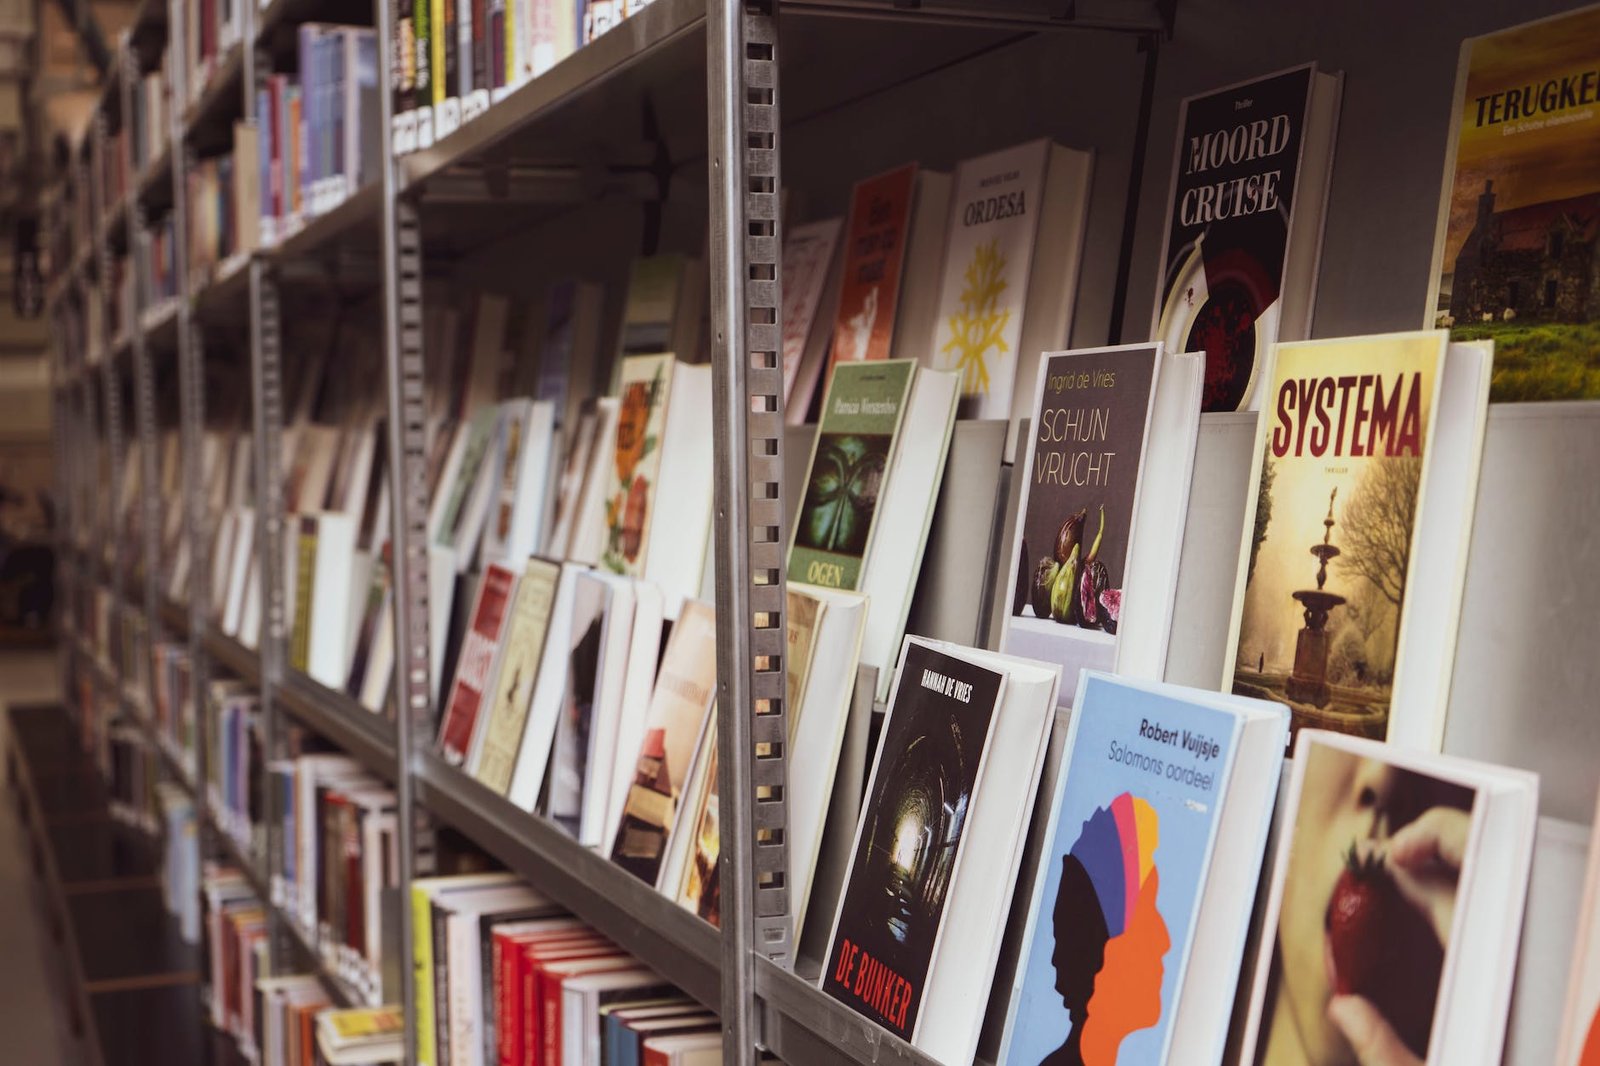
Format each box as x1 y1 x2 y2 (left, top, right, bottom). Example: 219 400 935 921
820 636 1059 1066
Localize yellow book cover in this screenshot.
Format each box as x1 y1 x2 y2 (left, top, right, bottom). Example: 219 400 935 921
1429 4 1600 400
411 885 437 1066
1226 332 1445 744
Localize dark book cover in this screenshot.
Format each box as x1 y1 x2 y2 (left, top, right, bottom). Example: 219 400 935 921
1156 67 1314 412
1004 345 1159 687
821 641 1004 1040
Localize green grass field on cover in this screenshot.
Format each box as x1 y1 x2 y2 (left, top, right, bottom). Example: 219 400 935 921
1453 320 1600 402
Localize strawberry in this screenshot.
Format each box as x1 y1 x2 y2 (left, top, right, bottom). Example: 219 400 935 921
1323 840 1446 1058
1325 843 1390 996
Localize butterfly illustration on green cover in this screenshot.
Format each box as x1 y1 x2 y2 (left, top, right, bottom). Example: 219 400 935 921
797 433 889 555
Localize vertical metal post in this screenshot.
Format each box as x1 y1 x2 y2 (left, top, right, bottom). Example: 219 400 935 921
249 258 291 961
708 0 789 1061
377 0 435 1033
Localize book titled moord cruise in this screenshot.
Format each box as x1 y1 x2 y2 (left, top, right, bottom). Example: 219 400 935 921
1427 5 1600 401
996 672 1287 1066
787 360 915 591
1223 332 1492 751
1002 343 1201 705
1154 64 1342 412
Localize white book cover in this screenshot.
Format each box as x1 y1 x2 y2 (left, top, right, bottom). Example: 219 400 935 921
307 513 359 690
642 363 714 617
928 140 1049 423
781 217 844 409
508 563 587 812
482 398 558 565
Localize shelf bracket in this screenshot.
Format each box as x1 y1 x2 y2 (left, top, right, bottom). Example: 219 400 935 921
709 0 792 1060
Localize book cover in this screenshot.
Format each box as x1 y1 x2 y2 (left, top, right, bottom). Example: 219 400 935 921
1003 345 1159 692
784 586 822 745
677 721 720 926
787 359 915 591
1559 792 1600 1066
1155 66 1316 412
820 640 1005 1040
546 573 612 833
781 217 844 404
602 354 674 576
1249 733 1479 1065
1428 6 1600 401
610 600 717 885
999 673 1239 1065
289 515 318 673
618 256 685 357
1228 333 1443 742
833 164 917 365
345 542 391 699
930 140 1049 420
436 562 518 764
472 557 561 793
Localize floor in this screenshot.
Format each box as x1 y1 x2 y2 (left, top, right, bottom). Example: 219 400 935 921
0 645 84 1065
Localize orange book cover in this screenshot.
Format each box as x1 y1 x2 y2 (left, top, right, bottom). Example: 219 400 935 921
831 163 918 366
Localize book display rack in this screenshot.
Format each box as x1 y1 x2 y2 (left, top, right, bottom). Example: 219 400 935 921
39 0 1600 1064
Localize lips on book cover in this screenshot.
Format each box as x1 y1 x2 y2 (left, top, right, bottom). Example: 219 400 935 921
1002 675 1235 1066
1231 334 1439 743
1006 347 1156 684
821 641 1004 1039
1158 66 1311 412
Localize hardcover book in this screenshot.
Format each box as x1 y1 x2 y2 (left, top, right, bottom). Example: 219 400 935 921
1427 5 1600 401
470 556 562 793
1002 344 1161 699
996 672 1287 1066
781 216 844 413
610 600 717 886
1239 731 1538 1066
435 562 518 765
821 639 1006 1043
1154 65 1342 412
928 140 1065 426
832 164 918 365
786 359 915 591
545 571 627 836
1224 332 1491 750
602 354 675 577
1558 789 1600 1066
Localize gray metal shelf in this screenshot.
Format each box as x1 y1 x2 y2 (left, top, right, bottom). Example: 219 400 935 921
412 751 723 1010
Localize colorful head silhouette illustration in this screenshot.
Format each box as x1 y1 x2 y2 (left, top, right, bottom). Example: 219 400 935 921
1045 793 1170 1066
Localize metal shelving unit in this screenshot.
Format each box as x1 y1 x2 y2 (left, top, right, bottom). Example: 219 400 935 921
45 1 1179 1064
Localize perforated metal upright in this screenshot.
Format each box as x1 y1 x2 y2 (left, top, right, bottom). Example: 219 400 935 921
707 0 791 1061
374 0 436 1047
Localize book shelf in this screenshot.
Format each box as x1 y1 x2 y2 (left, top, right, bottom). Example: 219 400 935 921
41 0 1600 1064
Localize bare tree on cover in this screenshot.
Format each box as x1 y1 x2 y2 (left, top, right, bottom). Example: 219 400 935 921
1337 457 1421 612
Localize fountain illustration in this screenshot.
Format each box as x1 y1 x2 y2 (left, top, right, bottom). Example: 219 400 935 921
1285 488 1346 708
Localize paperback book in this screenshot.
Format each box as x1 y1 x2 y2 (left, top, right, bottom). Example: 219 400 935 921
1427 5 1600 401
435 562 518 765
1224 331 1491 750
603 354 675 577
1154 65 1342 412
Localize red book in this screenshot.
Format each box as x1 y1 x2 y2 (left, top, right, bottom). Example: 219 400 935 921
436 562 519 763
487 921 589 1066
513 938 618 1066
831 163 917 366
536 956 638 1066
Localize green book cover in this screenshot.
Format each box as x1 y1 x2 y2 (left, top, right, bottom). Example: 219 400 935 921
788 360 915 590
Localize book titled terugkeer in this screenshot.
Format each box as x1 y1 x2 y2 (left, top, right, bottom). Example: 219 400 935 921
1153 64 1342 412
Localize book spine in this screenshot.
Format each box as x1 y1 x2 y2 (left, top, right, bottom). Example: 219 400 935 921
412 889 436 1066
433 905 452 1066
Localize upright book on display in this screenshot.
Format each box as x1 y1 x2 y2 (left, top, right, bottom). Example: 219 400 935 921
996 672 1288 1066
820 636 1059 1066
1559 790 1600 1065
1223 331 1491 750
435 562 518 765
1001 343 1201 706
1153 64 1342 412
1427 4 1600 401
926 139 1093 450
1239 730 1538 1066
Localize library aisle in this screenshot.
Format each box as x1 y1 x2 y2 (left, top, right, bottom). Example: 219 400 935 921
0 648 80 1066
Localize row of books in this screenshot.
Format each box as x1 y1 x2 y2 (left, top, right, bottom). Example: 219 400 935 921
409 872 727 1066
389 0 666 153
131 61 171 175
269 751 402 1004
187 141 248 288
254 24 382 246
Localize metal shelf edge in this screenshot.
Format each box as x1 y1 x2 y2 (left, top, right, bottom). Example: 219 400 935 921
755 957 945 1066
275 671 399 782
